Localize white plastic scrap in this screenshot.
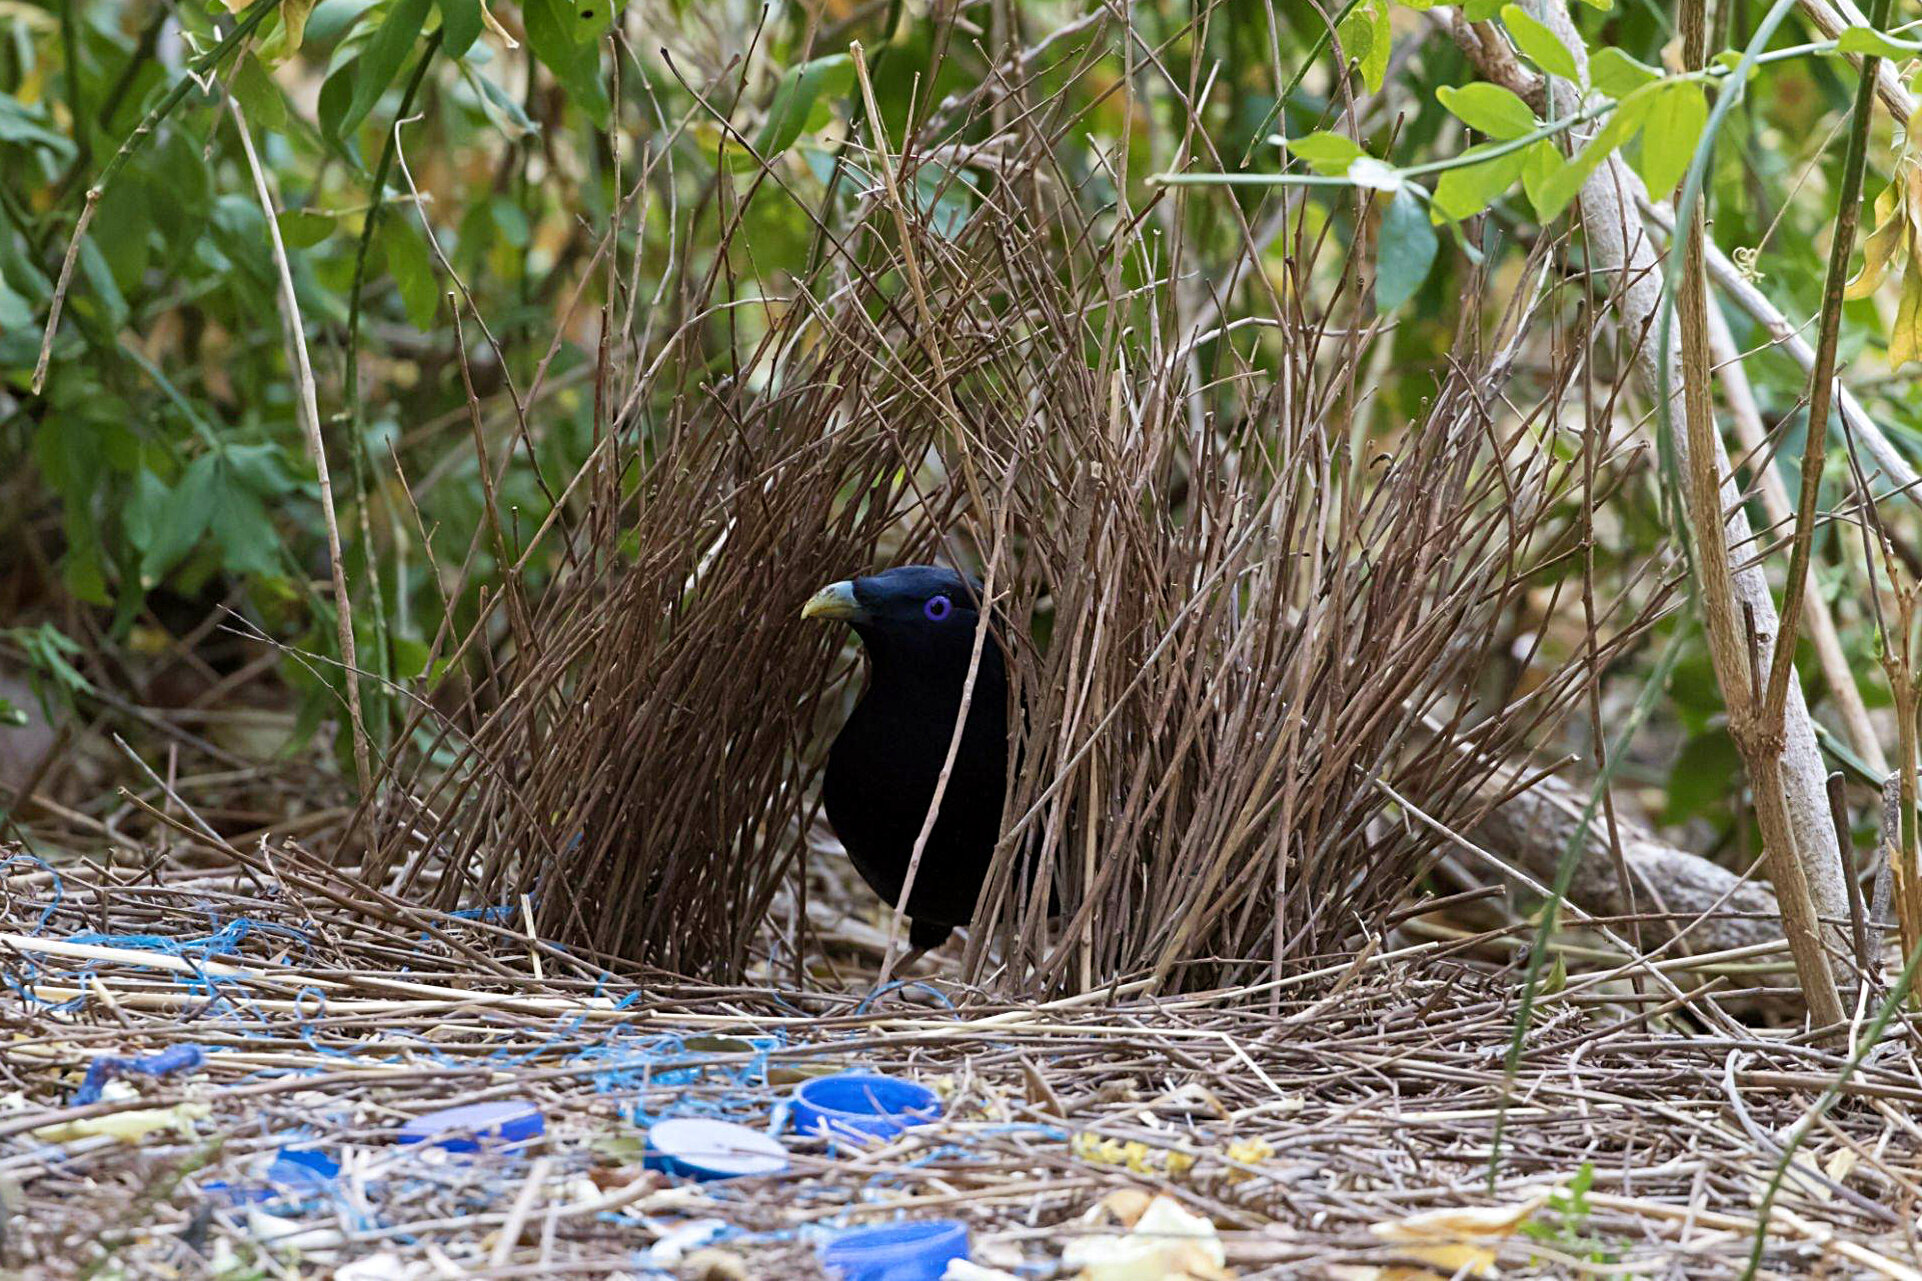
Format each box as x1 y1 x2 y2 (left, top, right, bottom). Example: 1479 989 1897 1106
1063 1194 1231 1280
646 1217 730 1266
944 1261 1023 1280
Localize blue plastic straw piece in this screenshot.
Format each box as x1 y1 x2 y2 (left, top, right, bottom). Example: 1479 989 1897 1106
72 1043 206 1105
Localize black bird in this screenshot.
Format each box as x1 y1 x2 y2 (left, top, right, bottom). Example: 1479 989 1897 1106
802 565 1009 961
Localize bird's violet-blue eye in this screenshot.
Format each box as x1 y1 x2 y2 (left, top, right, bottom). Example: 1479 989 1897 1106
923 595 953 622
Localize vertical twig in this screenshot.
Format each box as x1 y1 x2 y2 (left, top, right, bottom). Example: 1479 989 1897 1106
231 101 373 800
1762 0 1890 728
343 32 443 751
1671 0 1844 1027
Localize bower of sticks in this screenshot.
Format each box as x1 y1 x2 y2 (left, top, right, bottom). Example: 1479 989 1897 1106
6 32 1922 1281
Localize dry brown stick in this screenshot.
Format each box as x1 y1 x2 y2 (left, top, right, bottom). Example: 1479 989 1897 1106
1707 302 1886 777
1670 0 1842 1026
231 100 372 799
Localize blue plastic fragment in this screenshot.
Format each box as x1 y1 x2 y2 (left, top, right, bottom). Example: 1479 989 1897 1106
201 1145 340 1208
645 1117 789 1179
266 1147 339 1189
818 1220 970 1280
72 1044 206 1106
791 1074 942 1142
397 1100 545 1151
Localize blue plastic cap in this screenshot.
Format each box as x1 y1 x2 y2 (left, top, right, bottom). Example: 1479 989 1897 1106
645 1117 789 1179
397 1100 545 1151
791 1074 942 1142
819 1220 969 1281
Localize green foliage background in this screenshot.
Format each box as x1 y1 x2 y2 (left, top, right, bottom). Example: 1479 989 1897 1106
0 0 1914 854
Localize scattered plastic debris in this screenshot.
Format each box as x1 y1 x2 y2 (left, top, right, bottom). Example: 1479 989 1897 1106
943 1262 1021 1281
646 1116 789 1179
33 1100 209 1144
791 1072 942 1142
819 1219 970 1280
646 1217 731 1265
71 1043 206 1105
1062 1194 1232 1280
1358 1194 1546 1279
397 1099 545 1151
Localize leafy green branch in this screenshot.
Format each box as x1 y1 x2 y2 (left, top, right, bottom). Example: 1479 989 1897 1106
1151 1 1917 315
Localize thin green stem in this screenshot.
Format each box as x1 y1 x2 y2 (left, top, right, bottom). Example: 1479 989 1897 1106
1763 0 1893 727
91 0 282 200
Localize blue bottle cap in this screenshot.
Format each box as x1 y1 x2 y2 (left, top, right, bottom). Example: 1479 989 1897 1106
645 1117 789 1179
818 1220 970 1281
397 1100 545 1151
791 1073 942 1143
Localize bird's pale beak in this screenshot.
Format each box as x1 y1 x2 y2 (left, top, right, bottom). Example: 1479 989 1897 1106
802 580 867 622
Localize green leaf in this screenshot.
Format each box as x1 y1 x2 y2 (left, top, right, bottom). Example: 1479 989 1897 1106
1635 82 1706 198
76 239 128 328
0 275 31 331
225 443 300 494
1375 187 1438 311
438 0 483 57
1436 83 1538 140
754 54 854 159
394 636 433 679
474 68 536 134
1339 0 1391 93
1501 4 1580 82
1589 47 1660 97
258 0 321 63
340 0 435 139
125 469 170 554
319 57 358 141
383 220 440 329
1520 139 1560 216
0 96 77 158
1430 141 1532 221
1576 0 1613 10
277 209 338 249
232 54 288 132
209 477 281 578
306 0 383 45
1463 0 1504 16
1285 130 1365 176
1838 26 1915 59
523 0 610 127
139 454 222 587
1529 87 1656 220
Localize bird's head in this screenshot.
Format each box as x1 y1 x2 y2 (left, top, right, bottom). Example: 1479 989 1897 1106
802 565 987 662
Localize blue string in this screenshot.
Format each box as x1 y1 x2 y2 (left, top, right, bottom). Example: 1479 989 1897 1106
852 980 957 1015
291 988 357 1059
1 852 63 935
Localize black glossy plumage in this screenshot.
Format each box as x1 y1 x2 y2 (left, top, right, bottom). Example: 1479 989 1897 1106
809 566 1009 952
